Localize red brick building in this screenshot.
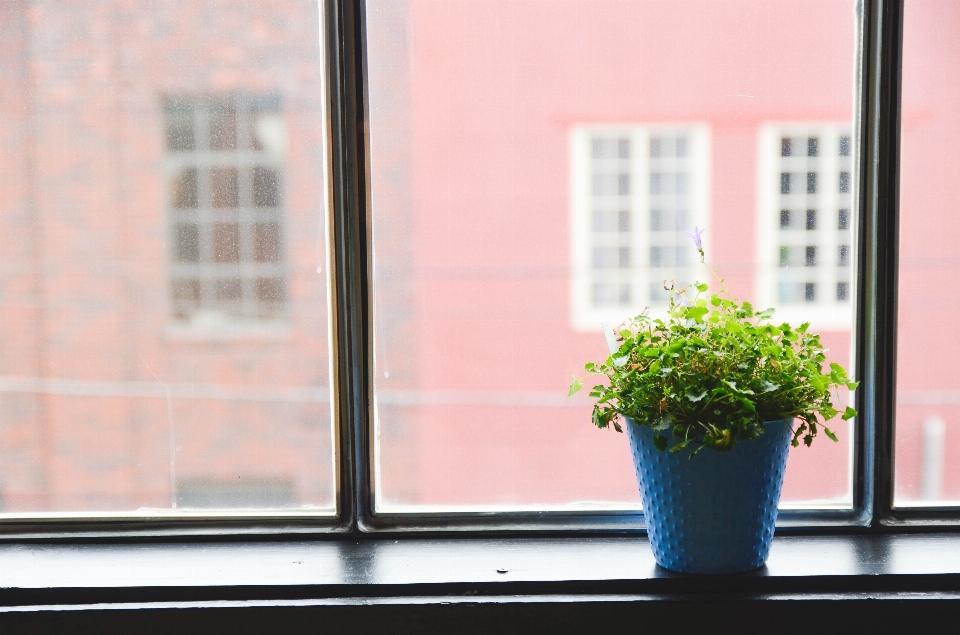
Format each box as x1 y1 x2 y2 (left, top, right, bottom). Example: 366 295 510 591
0 0 334 513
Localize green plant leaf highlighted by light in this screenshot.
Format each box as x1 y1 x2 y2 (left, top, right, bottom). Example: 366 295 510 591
570 227 859 455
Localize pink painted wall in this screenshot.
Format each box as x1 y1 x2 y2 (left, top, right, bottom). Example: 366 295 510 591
895 0 960 502
372 0 862 507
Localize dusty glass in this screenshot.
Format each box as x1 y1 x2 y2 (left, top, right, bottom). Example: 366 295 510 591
0 1 335 515
895 0 960 506
366 0 858 511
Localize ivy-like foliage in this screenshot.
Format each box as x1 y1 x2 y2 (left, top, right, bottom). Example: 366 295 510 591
569 242 858 455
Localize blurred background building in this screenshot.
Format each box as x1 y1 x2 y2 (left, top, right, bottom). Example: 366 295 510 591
0 0 335 512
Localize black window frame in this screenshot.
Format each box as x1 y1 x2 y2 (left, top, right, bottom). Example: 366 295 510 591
0 0 952 541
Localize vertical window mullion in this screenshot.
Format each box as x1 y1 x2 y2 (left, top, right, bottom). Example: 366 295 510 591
324 0 371 530
857 0 904 526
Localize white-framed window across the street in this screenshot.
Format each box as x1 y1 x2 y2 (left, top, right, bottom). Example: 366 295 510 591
570 125 711 331
165 94 288 326
756 124 854 330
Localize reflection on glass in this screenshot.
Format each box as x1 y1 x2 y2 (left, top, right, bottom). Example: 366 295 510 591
895 0 960 506
367 0 858 511
0 1 333 514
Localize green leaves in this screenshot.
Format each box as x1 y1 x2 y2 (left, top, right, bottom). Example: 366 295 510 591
572 284 858 457
653 434 668 452
760 380 779 393
687 306 709 322
567 376 582 397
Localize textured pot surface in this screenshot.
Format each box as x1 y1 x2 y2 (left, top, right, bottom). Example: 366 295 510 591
626 418 793 575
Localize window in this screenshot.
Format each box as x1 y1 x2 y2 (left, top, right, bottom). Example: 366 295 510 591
165 95 288 325
571 126 710 329
0 0 952 539
757 125 854 329
0 0 334 517
895 0 960 506
366 0 855 513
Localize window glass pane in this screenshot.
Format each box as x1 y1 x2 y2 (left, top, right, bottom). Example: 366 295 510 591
367 0 858 511
895 0 960 506
0 1 334 514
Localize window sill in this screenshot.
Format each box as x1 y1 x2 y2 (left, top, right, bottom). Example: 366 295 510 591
2 533 960 631
164 321 291 342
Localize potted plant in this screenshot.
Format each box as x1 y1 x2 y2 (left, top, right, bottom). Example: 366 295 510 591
569 228 858 574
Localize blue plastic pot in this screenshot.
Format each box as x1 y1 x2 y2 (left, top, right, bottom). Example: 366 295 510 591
626 418 793 574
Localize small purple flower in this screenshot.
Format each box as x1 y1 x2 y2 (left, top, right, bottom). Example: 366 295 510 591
676 294 692 308
686 226 705 250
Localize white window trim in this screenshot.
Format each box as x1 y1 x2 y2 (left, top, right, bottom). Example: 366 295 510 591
755 122 855 332
570 124 711 331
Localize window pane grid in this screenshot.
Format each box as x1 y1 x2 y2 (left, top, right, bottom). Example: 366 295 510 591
574 127 709 328
761 126 854 329
164 95 287 323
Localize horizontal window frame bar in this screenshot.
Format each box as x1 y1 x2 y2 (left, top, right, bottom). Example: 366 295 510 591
0 518 346 542
881 507 960 527
357 508 868 535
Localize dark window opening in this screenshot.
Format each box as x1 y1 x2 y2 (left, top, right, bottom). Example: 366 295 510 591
837 281 849 301
174 223 200 263
839 208 850 230
211 167 240 208
839 135 851 156
650 246 664 267
781 137 792 157
253 167 281 208
208 101 238 151
170 167 198 209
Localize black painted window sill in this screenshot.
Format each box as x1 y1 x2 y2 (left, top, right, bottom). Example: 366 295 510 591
2 533 959 607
